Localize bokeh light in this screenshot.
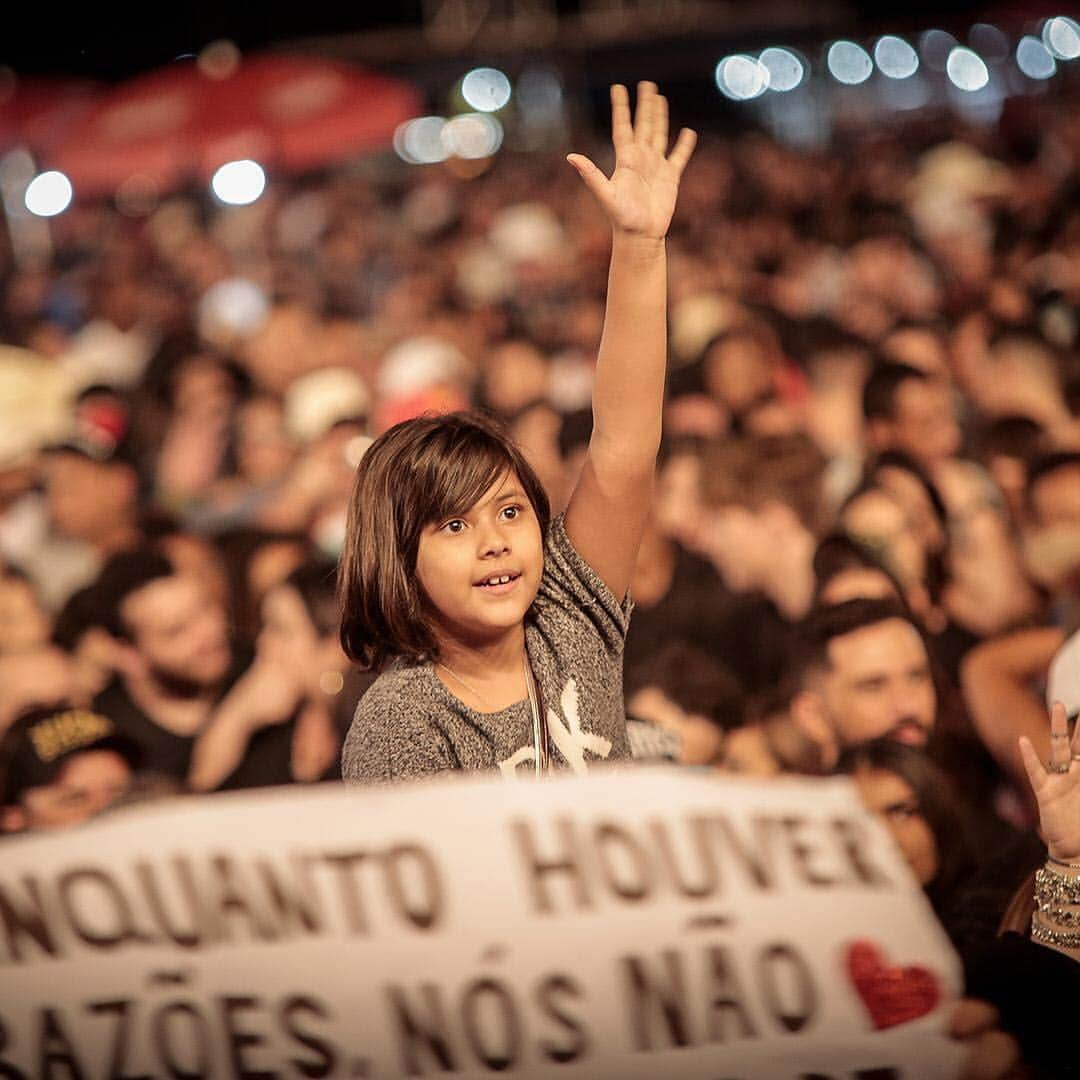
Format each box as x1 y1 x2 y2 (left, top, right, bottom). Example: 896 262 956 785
197 278 269 340
441 113 503 159
1017 36 1057 80
516 67 563 116
826 41 873 85
319 671 345 696
1043 16 1080 60
759 47 805 92
715 55 770 100
874 36 919 79
24 171 73 217
461 68 512 113
393 116 449 165
210 160 266 205
198 40 241 80
919 29 957 71
946 47 990 91
968 24 1009 64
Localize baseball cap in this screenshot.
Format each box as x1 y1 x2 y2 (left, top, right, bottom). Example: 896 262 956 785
284 367 370 443
0 705 142 806
41 386 136 467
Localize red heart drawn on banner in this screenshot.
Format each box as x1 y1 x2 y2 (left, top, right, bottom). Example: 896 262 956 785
844 940 941 1030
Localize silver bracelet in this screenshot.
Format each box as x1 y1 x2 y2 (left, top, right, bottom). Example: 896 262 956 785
1034 866 1080 906
1035 900 1080 929
1031 918 1080 950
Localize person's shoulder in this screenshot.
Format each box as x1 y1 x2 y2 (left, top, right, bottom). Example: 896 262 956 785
541 511 618 603
351 664 432 721
536 511 632 649
342 663 455 783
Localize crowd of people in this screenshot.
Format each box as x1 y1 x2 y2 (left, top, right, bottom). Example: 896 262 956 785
0 64 1079 1073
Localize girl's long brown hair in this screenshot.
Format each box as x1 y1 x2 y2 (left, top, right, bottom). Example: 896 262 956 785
338 412 551 671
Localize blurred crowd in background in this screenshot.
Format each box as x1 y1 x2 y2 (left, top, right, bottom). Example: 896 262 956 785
1 48 1079 1013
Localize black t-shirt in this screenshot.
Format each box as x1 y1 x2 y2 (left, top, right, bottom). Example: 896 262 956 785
944 829 1044 958
623 546 791 701
93 648 296 791
965 932 1080 1078
928 617 982 692
623 546 724 691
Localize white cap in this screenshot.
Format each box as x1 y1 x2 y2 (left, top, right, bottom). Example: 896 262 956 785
284 367 370 443
375 336 469 400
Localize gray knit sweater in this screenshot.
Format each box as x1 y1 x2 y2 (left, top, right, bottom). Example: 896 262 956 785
341 513 632 783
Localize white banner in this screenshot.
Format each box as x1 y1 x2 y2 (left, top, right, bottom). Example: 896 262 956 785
0 767 966 1079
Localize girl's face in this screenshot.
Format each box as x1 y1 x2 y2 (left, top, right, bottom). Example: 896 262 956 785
852 765 940 887
415 470 544 651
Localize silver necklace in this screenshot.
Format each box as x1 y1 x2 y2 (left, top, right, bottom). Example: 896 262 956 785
437 662 494 709
523 653 549 775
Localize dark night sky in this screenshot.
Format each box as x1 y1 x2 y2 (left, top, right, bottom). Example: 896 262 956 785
2 7 422 78
2 2 1031 80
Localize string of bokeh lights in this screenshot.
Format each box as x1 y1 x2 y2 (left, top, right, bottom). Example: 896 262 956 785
715 16 1079 100
17 15 1080 218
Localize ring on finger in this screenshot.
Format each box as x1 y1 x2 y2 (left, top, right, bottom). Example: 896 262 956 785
1049 760 1071 774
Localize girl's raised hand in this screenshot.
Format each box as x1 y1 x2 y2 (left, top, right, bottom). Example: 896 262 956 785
1019 701 1080 862
567 81 696 240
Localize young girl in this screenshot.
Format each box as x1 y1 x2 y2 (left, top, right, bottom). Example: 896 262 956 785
339 82 696 783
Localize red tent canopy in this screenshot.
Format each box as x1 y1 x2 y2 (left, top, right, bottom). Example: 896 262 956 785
48 54 422 198
0 76 101 156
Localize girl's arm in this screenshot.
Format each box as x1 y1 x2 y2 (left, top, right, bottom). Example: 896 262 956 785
563 82 695 601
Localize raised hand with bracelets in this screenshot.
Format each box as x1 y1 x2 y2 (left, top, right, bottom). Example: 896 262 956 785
1019 700 1080 959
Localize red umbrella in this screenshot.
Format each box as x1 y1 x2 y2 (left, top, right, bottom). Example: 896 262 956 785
49 64 204 196
199 54 423 175
48 54 422 198
0 76 102 156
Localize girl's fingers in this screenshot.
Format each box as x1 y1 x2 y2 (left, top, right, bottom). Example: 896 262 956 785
1050 700 1072 773
652 93 669 155
610 84 633 150
634 81 657 146
667 127 698 175
566 153 611 203
1019 734 1046 792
